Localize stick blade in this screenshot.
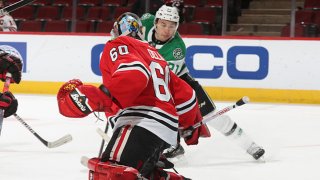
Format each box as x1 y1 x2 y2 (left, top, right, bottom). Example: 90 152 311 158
47 134 73 148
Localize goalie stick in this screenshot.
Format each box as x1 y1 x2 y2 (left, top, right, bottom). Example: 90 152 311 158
180 96 250 138
97 127 111 142
80 127 110 168
98 121 109 157
0 0 36 15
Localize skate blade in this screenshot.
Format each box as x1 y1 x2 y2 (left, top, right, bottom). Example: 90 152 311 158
256 156 266 163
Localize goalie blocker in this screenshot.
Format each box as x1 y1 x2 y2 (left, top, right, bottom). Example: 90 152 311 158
57 79 112 118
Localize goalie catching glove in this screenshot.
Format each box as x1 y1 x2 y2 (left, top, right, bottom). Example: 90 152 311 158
0 91 18 118
57 79 112 118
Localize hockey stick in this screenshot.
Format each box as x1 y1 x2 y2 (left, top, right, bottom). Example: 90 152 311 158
0 73 12 135
13 113 73 148
180 96 250 137
80 126 110 167
0 0 36 15
97 127 111 142
1 74 73 147
80 128 110 167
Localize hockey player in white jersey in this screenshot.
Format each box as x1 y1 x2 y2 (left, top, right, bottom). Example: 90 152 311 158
0 0 17 32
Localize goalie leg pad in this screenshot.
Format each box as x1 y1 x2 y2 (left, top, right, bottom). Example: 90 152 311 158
152 168 190 180
88 158 143 180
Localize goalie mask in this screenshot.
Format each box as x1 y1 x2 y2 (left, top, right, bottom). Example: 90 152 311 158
0 45 23 61
111 12 144 40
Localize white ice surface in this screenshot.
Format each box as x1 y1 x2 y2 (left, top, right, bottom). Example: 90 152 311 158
1 94 320 180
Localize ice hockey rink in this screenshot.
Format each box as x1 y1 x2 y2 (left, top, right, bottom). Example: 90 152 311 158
0 94 319 180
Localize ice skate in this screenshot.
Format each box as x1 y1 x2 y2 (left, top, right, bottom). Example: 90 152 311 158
163 143 185 158
247 142 265 161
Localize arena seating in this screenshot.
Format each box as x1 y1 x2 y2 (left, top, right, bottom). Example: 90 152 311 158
10 0 222 35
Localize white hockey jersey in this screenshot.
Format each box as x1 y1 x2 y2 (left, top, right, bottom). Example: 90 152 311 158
0 12 17 32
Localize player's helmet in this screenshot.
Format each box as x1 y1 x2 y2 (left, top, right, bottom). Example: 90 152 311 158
0 45 23 61
155 5 180 28
110 12 144 40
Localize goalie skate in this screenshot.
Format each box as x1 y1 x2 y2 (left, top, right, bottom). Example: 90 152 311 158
163 143 185 159
247 142 265 160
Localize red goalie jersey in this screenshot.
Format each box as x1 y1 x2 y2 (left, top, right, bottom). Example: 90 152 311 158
100 36 210 145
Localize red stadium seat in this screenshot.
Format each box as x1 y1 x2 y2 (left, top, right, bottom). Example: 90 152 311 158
101 7 113 21
113 7 131 20
178 22 204 35
86 6 103 21
304 0 320 9
19 20 43 32
95 20 114 33
36 6 61 21
206 0 223 8
281 23 305 37
126 0 137 7
192 7 217 24
102 0 123 7
313 11 320 26
52 0 73 7
78 0 102 6
6 0 20 5
183 6 195 22
295 10 314 24
184 0 203 7
32 0 51 6
62 6 86 20
75 21 94 32
45 20 70 32
11 5 35 20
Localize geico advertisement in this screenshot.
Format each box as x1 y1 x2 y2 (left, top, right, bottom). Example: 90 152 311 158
182 38 320 90
1 34 320 91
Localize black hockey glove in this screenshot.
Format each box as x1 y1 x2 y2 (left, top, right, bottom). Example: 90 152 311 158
0 92 18 118
0 51 23 84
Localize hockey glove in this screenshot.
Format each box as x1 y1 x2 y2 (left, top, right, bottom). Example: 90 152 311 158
0 51 23 84
179 126 199 145
0 91 18 118
57 79 112 118
180 109 211 145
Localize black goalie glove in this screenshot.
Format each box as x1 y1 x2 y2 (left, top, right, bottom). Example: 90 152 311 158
0 91 18 118
0 47 23 84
